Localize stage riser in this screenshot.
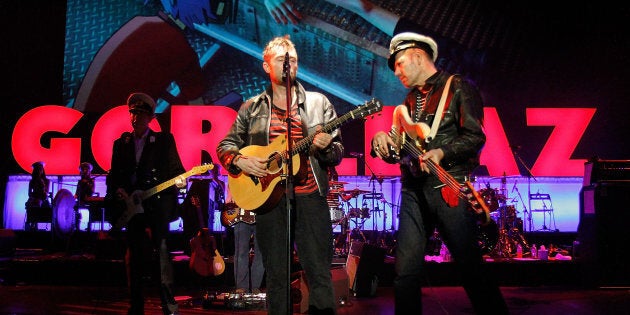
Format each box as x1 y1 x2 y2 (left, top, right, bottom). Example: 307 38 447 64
2 230 582 288
6 230 578 258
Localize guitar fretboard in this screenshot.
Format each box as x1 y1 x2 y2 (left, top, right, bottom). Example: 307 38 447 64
290 99 382 156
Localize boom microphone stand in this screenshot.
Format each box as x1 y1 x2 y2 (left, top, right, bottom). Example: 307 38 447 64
282 52 295 315
512 146 537 232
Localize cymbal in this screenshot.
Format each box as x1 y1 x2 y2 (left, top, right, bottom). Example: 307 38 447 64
329 181 348 186
487 175 521 180
341 188 371 195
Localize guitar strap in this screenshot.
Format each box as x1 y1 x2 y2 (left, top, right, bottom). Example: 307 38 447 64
426 75 454 143
424 75 459 206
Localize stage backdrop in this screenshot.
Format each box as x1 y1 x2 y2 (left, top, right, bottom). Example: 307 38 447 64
3 1 630 231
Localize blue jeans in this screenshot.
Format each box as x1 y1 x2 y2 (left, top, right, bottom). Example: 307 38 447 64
394 178 508 314
256 192 335 314
233 221 264 292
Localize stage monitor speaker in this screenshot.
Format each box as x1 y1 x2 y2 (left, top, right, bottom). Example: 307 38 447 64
578 181 630 288
346 241 386 297
291 267 349 313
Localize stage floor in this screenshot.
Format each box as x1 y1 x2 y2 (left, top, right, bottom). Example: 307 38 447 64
1 230 628 314
2 283 628 315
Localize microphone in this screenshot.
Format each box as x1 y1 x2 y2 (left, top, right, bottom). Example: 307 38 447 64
349 152 364 157
282 51 290 83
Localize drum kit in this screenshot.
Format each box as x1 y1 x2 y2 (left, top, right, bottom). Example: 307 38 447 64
326 180 396 256
327 181 371 224
476 176 530 257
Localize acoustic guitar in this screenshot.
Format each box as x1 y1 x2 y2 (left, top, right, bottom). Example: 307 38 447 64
228 98 383 212
390 105 491 225
189 195 225 277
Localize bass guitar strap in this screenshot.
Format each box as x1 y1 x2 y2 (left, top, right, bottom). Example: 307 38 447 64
426 75 454 143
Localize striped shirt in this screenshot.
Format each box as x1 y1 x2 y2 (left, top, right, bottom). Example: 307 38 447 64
270 104 318 195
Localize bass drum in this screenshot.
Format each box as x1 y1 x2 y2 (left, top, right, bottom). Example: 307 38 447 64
53 189 77 238
477 219 498 255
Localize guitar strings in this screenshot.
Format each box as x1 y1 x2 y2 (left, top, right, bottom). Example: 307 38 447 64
390 130 489 222
389 130 467 200
290 99 381 156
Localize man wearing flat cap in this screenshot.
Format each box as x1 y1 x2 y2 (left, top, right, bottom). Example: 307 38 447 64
106 92 186 315
370 32 509 314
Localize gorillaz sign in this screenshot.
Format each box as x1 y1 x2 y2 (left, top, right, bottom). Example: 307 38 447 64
11 105 595 176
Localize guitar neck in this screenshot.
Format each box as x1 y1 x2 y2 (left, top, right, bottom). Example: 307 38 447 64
141 165 213 201
290 99 382 156
389 131 489 222
291 112 351 155
424 159 465 196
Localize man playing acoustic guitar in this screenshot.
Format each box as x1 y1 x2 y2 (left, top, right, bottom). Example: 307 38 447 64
217 35 344 315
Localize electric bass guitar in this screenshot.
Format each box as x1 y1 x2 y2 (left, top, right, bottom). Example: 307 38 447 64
220 201 256 227
110 164 214 233
228 98 383 212
390 105 491 225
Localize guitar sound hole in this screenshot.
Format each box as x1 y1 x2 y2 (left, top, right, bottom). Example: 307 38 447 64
267 153 283 174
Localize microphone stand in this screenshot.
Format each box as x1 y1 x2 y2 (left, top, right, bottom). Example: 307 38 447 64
282 52 295 315
512 147 537 232
363 159 384 239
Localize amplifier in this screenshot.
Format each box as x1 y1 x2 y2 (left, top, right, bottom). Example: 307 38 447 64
583 158 630 186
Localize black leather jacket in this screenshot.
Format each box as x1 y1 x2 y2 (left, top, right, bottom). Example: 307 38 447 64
376 71 486 187
217 82 344 196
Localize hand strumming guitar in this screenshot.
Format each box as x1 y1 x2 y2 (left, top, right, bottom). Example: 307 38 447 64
232 155 269 178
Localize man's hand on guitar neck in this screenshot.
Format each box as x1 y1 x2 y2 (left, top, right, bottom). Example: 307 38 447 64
312 125 333 151
174 175 187 188
233 155 268 178
371 131 397 159
419 148 445 174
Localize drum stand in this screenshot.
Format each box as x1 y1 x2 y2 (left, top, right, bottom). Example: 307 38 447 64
490 174 530 258
334 194 367 256
363 160 394 245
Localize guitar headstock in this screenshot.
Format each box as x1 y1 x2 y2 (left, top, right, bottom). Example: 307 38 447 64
354 98 383 119
191 163 214 176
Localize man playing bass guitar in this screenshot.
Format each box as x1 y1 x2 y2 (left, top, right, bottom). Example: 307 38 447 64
370 32 508 314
